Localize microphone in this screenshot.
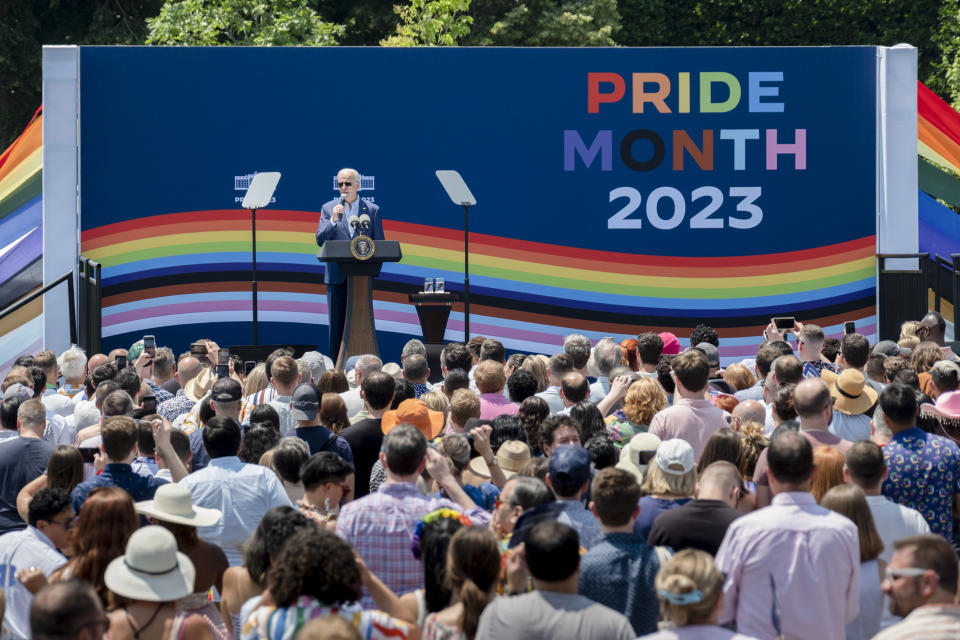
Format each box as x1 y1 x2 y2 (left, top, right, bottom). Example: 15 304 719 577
334 196 347 223
348 216 360 231
359 214 371 233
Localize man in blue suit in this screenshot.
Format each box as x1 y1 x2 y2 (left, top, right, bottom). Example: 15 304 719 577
316 168 385 363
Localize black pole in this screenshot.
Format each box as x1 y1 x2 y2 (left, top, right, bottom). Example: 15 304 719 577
463 203 470 341
251 207 258 345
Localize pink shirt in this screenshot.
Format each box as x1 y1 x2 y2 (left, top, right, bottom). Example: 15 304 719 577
478 393 519 420
648 398 727 458
715 492 860 640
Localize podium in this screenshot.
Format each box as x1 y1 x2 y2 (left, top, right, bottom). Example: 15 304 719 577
317 240 402 369
409 292 460 383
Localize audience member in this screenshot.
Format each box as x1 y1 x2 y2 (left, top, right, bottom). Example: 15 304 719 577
535 353 574 413
827 369 877 442
648 350 726 458
180 416 292 566
0 399 55 533
546 445 602 549
474 520 634 640
0 488 72 638
648 461 742 556
635 439 696 540
475 360 517 419
811 445 846 503
605 378 667 448
639 550 737 640
29 579 108 640
880 382 960 540
580 468 667 635
339 372 393 498
874 535 960 639
716 431 859 639
539 414 581 458
284 383 354 462
820 483 885 640
843 440 930 563
337 424 490 608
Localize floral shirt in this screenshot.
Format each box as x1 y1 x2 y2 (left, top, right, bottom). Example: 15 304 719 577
604 410 646 447
802 359 841 378
882 427 960 539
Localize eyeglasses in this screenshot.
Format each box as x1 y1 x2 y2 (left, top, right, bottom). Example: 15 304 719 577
337 181 353 187
49 516 75 531
883 567 931 583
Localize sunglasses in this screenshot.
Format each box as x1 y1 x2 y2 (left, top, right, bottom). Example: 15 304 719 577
337 181 353 187
884 567 931 583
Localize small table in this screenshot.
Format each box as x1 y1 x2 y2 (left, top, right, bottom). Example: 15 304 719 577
409 291 460 383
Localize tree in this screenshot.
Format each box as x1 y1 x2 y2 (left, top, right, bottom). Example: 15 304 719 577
467 0 619 46
380 0 473 47
146 0 343 46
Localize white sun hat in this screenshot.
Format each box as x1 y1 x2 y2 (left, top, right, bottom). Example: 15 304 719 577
104 526 196 602
135 483 221 528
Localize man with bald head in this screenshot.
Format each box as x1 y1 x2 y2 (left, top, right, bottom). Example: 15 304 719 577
648 460 742 555
752 377 853 507
316 167 385 363
730 400 765 431
559 371 589 412
918 311 960 362
157 354 203 422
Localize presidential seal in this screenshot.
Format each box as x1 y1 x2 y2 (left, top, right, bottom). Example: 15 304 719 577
350 235 375 261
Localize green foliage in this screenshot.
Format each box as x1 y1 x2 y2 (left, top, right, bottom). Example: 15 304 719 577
146 0 343 46
470 0 619 46
381 0 473 47
313 0 400 46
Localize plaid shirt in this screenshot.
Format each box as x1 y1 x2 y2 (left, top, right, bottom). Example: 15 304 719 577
336 482 490 608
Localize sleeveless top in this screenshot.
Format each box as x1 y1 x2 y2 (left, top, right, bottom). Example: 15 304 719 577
845 559 884 640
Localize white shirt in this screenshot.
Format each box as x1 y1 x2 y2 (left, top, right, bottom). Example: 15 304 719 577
181 456 292 566
43 412 74 447
865 494 931 563
341 387 364 419
265 395 295 433
40 389 75 419
0 526 66 639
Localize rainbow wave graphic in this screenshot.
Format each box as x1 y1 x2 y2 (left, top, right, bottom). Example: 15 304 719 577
80 210 876 362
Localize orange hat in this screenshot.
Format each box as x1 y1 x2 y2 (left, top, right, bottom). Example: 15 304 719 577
381 399 445 440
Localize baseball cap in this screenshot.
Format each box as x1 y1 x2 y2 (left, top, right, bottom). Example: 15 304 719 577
548 445 592 491
871 340 900 358
210 377 242 403
291 383 321 421
694 342 720 367
2 383 33 402
655 439 696 475
298 351 328 384
659 332 681 355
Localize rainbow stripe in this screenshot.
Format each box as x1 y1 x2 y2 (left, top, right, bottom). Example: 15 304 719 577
0 108 43 374
81 210 876 361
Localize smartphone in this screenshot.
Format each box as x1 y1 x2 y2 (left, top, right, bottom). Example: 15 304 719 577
115 355 127 371
143 335 156 358
141 396 157 414
190 341 208 355
79 447 98 463
844 321 856 335
772 317 795 331
244 360 256 375
217 349 230 379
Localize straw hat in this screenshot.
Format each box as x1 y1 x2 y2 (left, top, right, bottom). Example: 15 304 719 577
829 369 878 416
135 484 221 528
467 440 532 480
183 368 216 403
381 399 445 439
104 526 195 602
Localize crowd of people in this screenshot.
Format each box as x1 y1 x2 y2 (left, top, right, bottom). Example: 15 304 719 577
1 313 960 639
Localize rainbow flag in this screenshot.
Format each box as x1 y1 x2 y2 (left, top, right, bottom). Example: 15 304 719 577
0 108 43 373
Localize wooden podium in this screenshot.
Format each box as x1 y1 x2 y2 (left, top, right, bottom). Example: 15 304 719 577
317 239 402 370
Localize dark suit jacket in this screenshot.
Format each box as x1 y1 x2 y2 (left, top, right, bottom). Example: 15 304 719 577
315 197 385 284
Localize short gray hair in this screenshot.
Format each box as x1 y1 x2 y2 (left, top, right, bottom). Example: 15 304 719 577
18 399 46 428
382 424 427 475
402 339 426 360
57 346 87 380
403 354 429 381
593 338 622 377
563 334 592 370
355 354 383 378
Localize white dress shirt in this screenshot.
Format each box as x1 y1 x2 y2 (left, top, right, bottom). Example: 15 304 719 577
536 386 564 414
0 526 66 639
181 456 292 566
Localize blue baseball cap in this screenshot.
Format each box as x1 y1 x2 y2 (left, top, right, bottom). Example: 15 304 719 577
548 445 592 490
